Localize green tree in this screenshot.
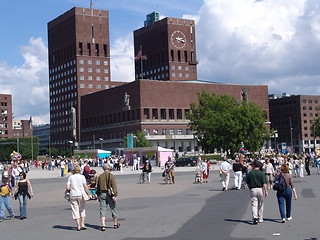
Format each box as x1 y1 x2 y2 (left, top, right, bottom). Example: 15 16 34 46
0 137 39 161
187 91 268 156
124 130 152 148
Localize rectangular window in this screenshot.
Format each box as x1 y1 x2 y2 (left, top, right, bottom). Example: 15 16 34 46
177 109 182 119
177 129 182 135
88 84 93 88
96 76 101 81
97 84 101 89
144 108 150 119
96 60 100 65
103 44 108 57
88 68 92 72
80 84 85 88
96 68 101 73
88 76 92 80
161 109 166 119
177 50 181 62
79 59 84 64
169 109 174 119
80 76 84 80
79 42 83 55
170 129 175 135
184 51 188 62
184 109 190 119
152 109 158 119
171 50 174 61
104 69 109 73
79 67 84 72
104 85 109 89
87 43 91 56
104 61 108 66
162 129 167 135
186 129 192 135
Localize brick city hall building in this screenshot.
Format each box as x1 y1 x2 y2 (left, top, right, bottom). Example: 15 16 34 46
48 8 269 153
48 7 124 150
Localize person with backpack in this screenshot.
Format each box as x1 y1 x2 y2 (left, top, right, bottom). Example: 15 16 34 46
274 164 298 223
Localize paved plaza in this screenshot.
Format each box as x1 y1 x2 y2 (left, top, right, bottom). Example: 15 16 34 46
0 165 319 240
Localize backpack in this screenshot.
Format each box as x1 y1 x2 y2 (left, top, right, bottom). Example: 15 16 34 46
273 173 287 191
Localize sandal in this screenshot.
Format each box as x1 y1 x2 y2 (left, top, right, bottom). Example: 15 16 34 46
114 223 120 229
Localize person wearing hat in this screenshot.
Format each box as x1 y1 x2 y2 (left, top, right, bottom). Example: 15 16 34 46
66 165 90 231
96 164 119 231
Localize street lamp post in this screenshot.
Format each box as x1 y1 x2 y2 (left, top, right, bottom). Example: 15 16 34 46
68 140 73 157
93 134 96 149
290 116 294 152
99 138 103 149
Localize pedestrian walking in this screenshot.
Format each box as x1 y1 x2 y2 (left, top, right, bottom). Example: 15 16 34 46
262 158 275 190
246 160 268 225
12 172 34 220
96 164 120 231
141 160 152 183
0 177 14 221
66 165 90 231
274 164 298 223
220 158 231 191
165 157 175 184
232 158 243 189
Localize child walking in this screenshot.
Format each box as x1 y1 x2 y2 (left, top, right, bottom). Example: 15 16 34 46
0 177 15 221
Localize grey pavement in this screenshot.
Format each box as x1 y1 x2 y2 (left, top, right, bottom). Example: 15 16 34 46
0 166 319 240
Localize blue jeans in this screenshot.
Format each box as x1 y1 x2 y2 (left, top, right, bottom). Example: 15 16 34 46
17 193 27 217
61 168 65 177
316 164 320 174
277 187 292 219
0 196 14 218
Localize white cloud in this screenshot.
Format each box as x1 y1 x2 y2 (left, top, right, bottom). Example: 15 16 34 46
196 0 320 95
110 33 135 82
0 37 49 124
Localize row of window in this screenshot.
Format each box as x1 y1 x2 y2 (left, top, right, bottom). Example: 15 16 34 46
144 128 192 135
79 84 114 90
0 102 8 106
79 67 109 74
50 93 77 104
49 60 76 74
50 85 77 96
79 59 109 66
302 106 319 110
302 99 319 104
50 101 76 111
49 68 76 81
144 108 190 120
79 75 109 81
51 108 73 120
50 76 77 88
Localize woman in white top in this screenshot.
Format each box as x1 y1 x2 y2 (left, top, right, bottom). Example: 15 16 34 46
66 164 90 231
262 159 275 189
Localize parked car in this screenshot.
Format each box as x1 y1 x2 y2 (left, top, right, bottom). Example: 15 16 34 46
175 157 197 167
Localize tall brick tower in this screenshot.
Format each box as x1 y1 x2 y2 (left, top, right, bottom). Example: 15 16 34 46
134 12 198 81
48 7 111 150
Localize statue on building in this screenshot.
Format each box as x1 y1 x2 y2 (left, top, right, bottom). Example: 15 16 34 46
241 88 248 101
123 92 131 110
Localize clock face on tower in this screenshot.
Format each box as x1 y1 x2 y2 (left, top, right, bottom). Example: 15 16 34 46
171 30 186 49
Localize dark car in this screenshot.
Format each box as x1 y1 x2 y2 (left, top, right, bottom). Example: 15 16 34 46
175 157 197 167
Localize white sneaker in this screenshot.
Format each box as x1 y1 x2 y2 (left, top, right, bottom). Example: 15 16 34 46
286 217 292 221
281 218 286 223
258 219 264 223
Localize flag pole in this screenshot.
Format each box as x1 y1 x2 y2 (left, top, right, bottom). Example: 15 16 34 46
140 45 143 79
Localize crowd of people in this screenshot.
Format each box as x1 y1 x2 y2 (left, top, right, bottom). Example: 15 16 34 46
217 153 319 224
0 151 317 228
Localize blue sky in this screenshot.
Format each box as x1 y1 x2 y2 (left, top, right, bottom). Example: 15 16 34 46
1 0 320 124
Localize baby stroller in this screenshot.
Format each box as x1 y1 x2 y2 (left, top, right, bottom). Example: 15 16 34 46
194 168 202 184
87 169 98 200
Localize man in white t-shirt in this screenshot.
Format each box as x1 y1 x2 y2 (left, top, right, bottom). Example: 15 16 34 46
60 160 66 177
220 158 231 191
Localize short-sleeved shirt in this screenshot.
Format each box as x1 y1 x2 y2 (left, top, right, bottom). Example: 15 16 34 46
67 173 86 197
246 169 266 188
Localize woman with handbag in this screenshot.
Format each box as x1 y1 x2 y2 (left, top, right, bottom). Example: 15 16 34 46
96 163 119 231
66 165 90 231
274 164 298 223
12 171 34 220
